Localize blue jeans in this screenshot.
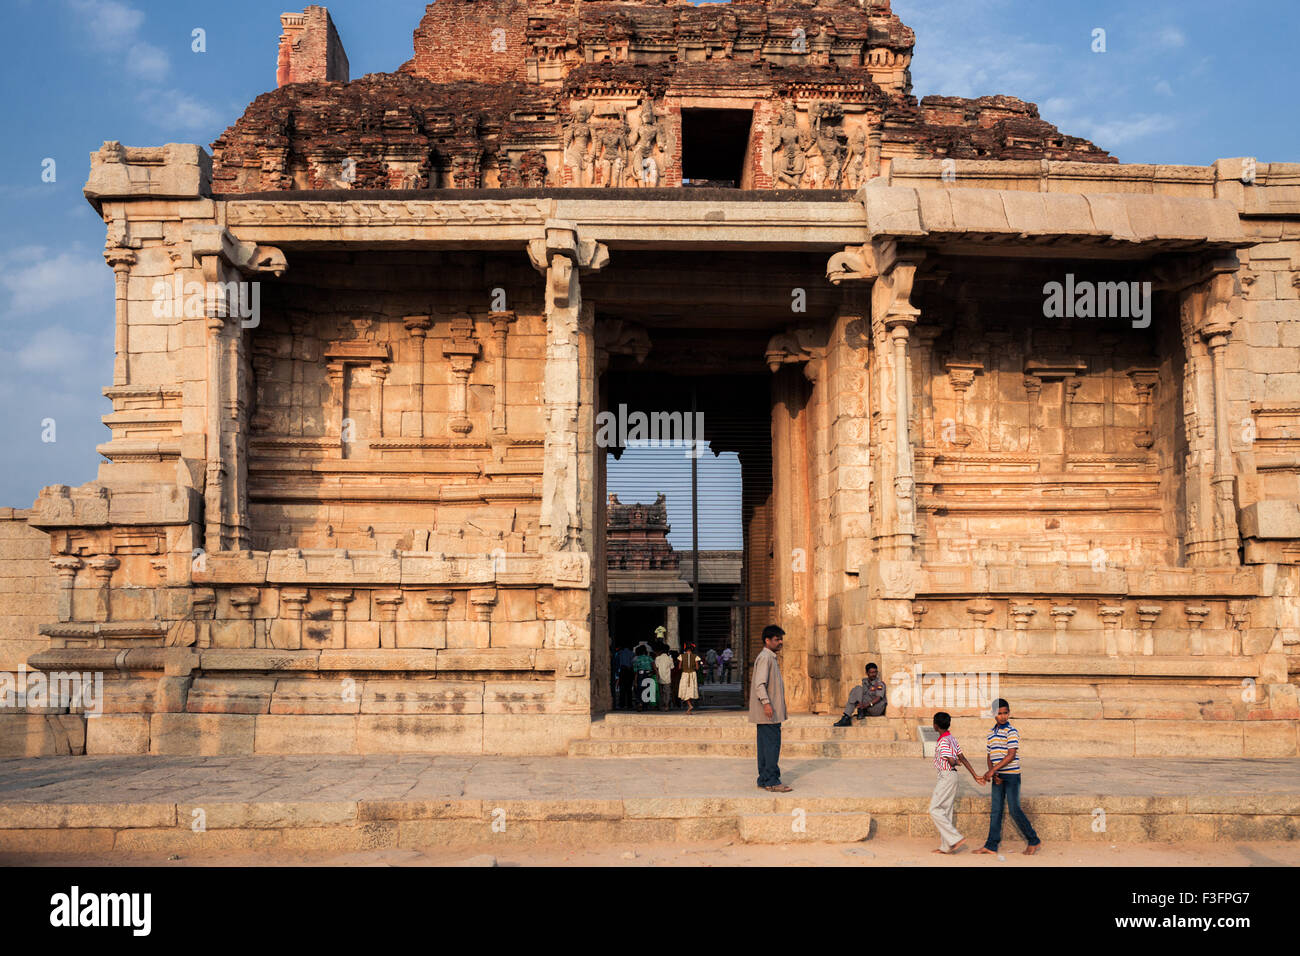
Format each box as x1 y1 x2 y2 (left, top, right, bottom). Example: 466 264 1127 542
983 773 1041 851
756 723 782 787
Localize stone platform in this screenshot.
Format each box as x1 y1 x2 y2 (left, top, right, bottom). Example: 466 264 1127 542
0 755 1295 857
571 713 921 757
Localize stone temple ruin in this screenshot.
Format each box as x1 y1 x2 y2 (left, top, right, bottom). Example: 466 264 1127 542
1 0 1298 758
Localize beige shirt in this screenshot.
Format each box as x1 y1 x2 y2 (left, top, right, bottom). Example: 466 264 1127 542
748 646 787 724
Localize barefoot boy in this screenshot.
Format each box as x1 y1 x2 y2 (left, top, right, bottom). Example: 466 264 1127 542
930 711 985 854
974 698 1043 857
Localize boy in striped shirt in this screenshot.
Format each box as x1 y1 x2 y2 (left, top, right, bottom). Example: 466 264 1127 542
929 711 985 854
974 698 1043 856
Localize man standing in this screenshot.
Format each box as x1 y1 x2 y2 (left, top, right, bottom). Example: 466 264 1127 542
654 643 673 712
749 624 790 792
832 662 887 727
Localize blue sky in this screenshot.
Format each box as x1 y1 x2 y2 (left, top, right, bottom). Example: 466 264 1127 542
0 0 1296 508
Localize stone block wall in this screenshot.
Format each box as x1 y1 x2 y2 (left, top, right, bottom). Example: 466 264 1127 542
407 0 529 84
0 510 56 673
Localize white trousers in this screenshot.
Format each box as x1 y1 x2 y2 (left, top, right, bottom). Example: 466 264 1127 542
929 770 963 850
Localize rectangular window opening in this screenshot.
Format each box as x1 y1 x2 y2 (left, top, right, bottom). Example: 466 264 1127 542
680 108 753 188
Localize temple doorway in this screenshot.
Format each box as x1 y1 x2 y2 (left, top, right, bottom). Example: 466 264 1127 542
601 371 774 711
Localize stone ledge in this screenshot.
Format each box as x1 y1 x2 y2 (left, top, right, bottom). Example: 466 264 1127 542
2 793 1296 854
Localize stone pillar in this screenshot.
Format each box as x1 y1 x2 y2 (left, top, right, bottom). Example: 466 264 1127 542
425 592 454 649
277 588 309 650
1128 369 1159 449
51 557 83 623
376 590 404 649
1049 605 1077 655
88 556 120 626
1136 604 1161 656
326 590 354 645
403 314 431 438
1010 604 1037 655
1182 265 1243 566
765 328 827 713
528 220 608 553
443 313 481 436
191 226 286 553
490 310 516 436
771 364 816 712
871 252 923 560
370 363 389 438
666 604 679 649
203 303 228 553
106 247 136 387
1098 605 1125 657
1202 273 1241 565
528 221 608 718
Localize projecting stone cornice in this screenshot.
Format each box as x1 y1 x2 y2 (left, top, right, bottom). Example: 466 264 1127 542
859 183 1250 254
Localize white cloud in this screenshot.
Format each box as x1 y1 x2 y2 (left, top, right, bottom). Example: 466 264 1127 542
126 41 171 82
68 0 144 48
1070 113 1180 148
1154 79 1174 97
66 0 172 82
0 248 108 314
1157 26 1187 49
142 89 224 133
15 326 101 372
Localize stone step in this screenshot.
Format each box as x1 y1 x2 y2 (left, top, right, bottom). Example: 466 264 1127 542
568 738 922 758
600 713 913 730
738 812 873 844
589 721 904 741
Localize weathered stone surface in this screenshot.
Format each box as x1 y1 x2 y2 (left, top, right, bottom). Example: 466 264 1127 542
738 812 872 844
85 715 150 755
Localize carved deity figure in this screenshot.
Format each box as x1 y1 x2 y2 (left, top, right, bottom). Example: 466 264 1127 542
563 105 594 186
770 103 806 188
844 127 868 189
808 101 847 188
627 101 667 187
595 118 629 188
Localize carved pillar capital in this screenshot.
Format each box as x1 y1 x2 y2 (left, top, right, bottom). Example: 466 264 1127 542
527 219 609 308
425 591 455 621
764 327 826 374
51 556 84 580
281 589 309 620
87 555 120 583
403 314 432 337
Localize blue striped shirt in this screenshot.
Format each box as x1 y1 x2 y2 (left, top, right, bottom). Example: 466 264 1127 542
987 722 1021 774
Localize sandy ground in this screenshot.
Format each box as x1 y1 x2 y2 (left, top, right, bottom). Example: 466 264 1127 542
12 837 1300 867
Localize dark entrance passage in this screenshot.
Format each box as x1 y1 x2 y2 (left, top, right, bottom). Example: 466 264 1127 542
680 108 753 187
602 372 773 710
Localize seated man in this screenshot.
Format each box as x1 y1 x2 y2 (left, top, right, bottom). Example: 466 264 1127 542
832 662 887 727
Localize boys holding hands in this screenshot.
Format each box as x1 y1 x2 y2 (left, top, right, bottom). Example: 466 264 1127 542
974 698 1043 856
929 711 985 854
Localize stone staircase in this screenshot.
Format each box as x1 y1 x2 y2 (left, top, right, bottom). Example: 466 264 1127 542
568 713 922 758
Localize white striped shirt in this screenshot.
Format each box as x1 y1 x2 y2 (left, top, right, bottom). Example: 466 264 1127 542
934 731 962 771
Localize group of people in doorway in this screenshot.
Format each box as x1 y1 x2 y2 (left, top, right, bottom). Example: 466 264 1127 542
749 624 1043 855
611 629 735 713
